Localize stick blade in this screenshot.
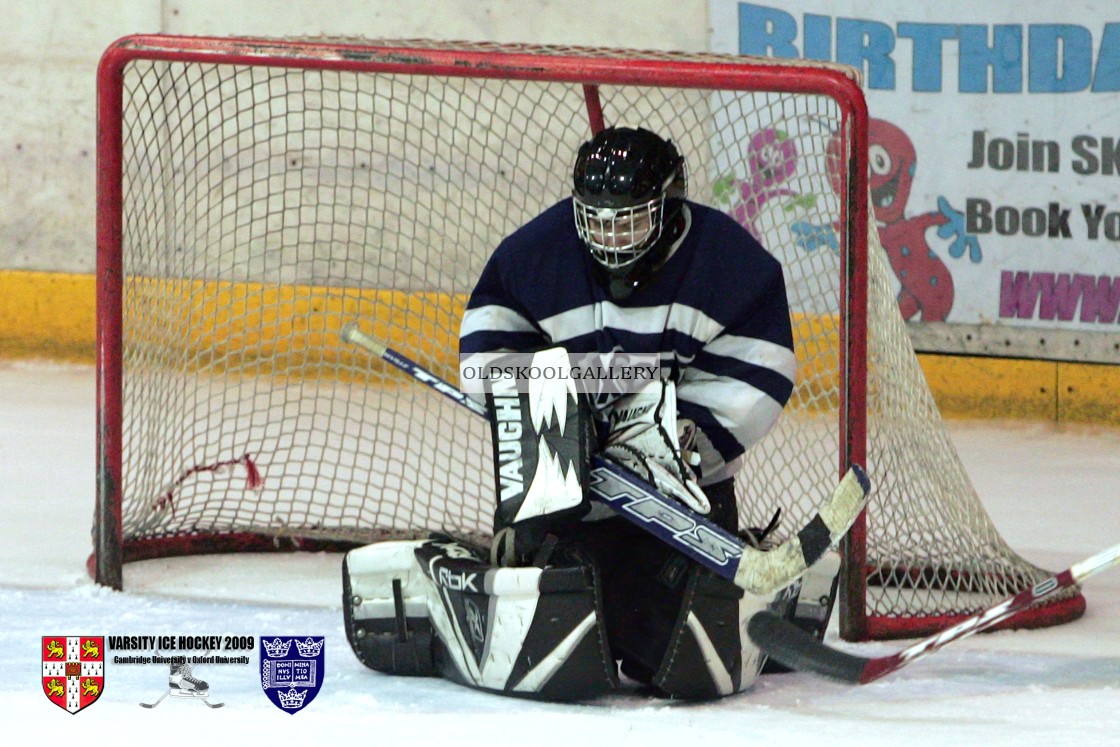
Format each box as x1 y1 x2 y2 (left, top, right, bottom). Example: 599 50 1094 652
747 611 870 684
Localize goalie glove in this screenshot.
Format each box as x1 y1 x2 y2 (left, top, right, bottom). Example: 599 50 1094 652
601 379 711 515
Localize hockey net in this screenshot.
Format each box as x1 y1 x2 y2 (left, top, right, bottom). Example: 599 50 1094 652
94 35 1083 639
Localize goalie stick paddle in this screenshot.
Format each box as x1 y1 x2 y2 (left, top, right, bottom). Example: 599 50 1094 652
340 322 871 595
748 540 1120 684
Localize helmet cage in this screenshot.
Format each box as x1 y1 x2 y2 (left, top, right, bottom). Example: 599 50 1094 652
573 193 666 272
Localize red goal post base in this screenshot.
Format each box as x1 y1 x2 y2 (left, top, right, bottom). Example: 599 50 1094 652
843 556 1089 639
858 592 1086 641
87 532 394 589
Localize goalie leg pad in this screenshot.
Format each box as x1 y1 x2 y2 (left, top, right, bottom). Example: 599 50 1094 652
790 549 841 637
759 549 840 674
413 537 616 701
653 567 798 699
577 515 797 700
343 540 439 677
343 536 616 701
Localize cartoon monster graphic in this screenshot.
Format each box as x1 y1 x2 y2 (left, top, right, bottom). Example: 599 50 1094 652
717 119 978 322
823 119 983 322
865 119 957 321
728 127 802 241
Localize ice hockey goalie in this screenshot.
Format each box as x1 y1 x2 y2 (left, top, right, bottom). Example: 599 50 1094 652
342 349 797 701
343 127 805 701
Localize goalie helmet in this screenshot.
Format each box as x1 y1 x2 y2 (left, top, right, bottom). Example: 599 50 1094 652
572 127 687 298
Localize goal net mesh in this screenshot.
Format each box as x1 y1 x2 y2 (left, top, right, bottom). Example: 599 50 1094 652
98 37 1080 638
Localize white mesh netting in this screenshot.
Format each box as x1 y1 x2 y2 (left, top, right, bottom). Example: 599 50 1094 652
101 37 1078 637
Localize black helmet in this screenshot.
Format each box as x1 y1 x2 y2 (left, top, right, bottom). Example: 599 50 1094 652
572 127 687 297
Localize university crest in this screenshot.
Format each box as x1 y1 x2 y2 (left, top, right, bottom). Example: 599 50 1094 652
42 636 104 714
259 636 325 714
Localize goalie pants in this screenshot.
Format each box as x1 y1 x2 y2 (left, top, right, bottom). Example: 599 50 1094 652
571 478 777 699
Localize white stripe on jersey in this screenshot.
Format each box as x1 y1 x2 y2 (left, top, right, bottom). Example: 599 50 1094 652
460 303 538 339
678 373 787 452
702 333 797 384
537 301 725 347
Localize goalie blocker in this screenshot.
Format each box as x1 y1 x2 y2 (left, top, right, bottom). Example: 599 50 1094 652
484 347 594 566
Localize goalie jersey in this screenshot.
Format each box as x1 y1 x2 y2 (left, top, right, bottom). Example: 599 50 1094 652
460 198 796 485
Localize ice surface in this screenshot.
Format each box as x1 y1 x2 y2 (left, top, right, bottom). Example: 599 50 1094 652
2 360 1118 744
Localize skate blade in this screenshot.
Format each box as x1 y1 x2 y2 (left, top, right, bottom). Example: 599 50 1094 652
170 688 212 698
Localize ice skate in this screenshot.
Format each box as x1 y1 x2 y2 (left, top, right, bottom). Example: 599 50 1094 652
169 662 209 694
141 663 223 708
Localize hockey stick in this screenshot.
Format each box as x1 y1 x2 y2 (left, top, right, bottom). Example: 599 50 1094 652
748 540 1120 683
341 322 870 595
141 690 224 708
139 689 170 708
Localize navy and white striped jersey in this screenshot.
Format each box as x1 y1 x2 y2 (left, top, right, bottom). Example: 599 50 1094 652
460 198 796 484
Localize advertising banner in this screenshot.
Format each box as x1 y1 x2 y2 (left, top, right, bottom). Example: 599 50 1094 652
711 1 1120 359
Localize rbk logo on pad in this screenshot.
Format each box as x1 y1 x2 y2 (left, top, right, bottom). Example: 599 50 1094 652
259 636 325 714
41 636 104 714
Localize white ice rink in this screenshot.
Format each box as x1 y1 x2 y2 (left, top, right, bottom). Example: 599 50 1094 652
2 360 1118 745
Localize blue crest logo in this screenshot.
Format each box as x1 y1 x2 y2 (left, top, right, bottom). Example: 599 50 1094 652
259 636 325 714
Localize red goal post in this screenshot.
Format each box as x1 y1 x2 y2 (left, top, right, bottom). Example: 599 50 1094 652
94 35 1083 640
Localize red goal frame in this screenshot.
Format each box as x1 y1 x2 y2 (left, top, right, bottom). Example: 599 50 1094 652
95 34 1084 641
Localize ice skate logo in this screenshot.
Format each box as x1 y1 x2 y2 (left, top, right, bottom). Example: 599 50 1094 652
41 635 104 714
260 635 325 714
140 656 223 709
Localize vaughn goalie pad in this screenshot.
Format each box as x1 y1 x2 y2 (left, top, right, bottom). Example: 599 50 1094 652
343 536 616 701
486 347 593 561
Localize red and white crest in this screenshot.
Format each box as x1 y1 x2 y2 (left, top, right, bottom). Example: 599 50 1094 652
41 636 105 714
